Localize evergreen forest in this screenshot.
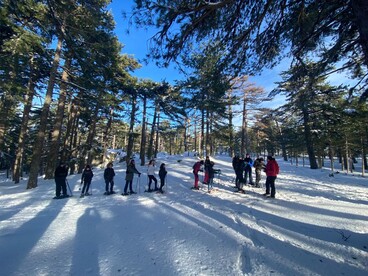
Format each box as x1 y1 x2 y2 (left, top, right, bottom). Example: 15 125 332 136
1 0 368 189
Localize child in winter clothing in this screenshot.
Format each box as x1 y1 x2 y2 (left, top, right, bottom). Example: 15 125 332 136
80 164 94 197
264 156 280 198
147 159 158 192
253 157 265 188
192 160 204 190
122 159 141 195
104 162 116 195
158 163 167 193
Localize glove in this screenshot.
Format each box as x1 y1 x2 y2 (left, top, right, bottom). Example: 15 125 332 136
138 173 141 177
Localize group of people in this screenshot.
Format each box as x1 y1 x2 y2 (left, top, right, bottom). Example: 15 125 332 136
191 154 279 198
53 159 167 199
54 154 279 199
192 156 216 191
103 159 168 196
232 154 279 197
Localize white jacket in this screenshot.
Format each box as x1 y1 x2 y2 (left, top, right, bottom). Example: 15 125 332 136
147 164 155 176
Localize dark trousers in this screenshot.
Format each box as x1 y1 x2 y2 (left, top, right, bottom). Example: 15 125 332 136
244 167 253 184
235 171 244 190
159 177 165 190
124 180 133 193
148 175 157 189
55 178 67 197
105 179 114 192
265 176 277 196
82 180 91 194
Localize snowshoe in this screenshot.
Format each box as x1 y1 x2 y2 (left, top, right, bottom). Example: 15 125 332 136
80 194 85 198
121 192 129 196
110 191 116 194
191 187 199 190
104 191 110 195
53 195 63 199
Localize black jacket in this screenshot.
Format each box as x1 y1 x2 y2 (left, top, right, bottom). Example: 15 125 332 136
54 165 68 179
104 167 115 181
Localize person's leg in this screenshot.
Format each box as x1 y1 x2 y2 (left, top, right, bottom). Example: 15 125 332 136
123 180 129 194
153 176 158 190
270 176 276 197
55 180 61 197
105 180 109 193
194 173 199 188
129 180 133 192
265 176 270 195
148 175 153 190
110 180 115 193
61 180 67 196
85 181 91 194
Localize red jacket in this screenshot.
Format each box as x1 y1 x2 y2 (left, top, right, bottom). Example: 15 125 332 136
193 161 202 174
265 159 279 177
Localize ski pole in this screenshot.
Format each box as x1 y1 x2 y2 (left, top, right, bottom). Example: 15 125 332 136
90 181 92 195
66 179 73 196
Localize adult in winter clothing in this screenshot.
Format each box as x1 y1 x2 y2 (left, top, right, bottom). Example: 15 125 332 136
122 159 141 195
54 162 69 199
203 156 211 184
243 153 254 185
147 159 158 192
253 157 265 188
264 156 280 198
207 161 215 191
80 164 94 197
158 163 167 193
192 160 204 190
104 162 116 195
235 158 244 192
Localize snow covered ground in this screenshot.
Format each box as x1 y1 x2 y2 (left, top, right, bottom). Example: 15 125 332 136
0 155 367 276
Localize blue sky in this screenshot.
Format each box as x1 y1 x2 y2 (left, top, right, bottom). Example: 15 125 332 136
108 1 286 102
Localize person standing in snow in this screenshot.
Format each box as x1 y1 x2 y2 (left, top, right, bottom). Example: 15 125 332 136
192 160 204 190
80 164 93 197
264 156 279 198
158 163 167 193
147 159 158 192
122 159 141 195
207 161 215 192
253 157 265 188
104 162 116 195
243 153 254 185
203 156 211 184
234 156 245 192
54 162 69 199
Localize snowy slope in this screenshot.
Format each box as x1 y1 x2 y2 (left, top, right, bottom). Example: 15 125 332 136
0 155 367 276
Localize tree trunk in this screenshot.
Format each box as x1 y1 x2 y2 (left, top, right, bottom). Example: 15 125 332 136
302 108 318 169
44 57 71 179
140 95 147 165
85 101 100 166
147 103 157 160
102 107 114 165
126 94 138 162
154 109 160 158
27 37 63 189
13 56 37 184
351 0 368 68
